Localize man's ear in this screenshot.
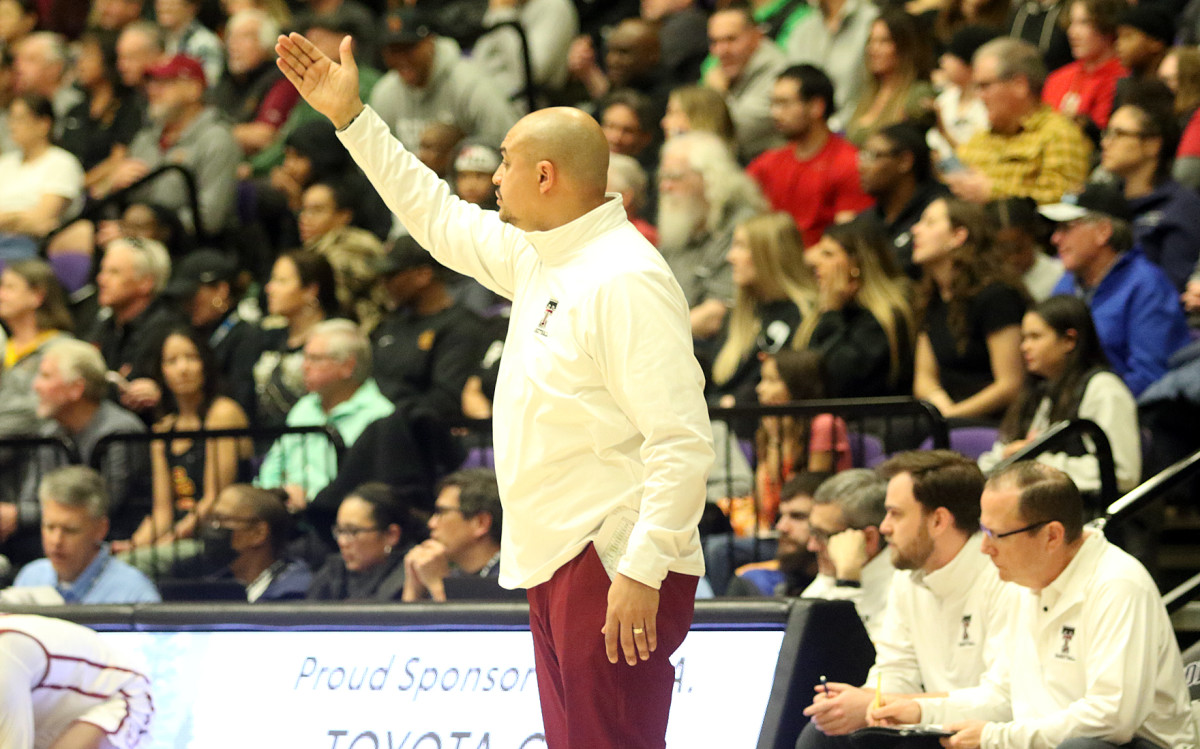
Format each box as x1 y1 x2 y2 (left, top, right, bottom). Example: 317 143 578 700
470 512 493 541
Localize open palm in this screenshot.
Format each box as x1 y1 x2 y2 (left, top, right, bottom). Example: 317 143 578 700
275 33 363 129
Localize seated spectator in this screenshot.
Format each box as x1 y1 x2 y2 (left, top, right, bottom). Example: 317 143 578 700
93 0 147 33
246 10 383 177
1115 6 1172 88
872 462 1198 749
705 5 787 162
371 238 482 420
0 94 83 261
257 319 395 508
1102 98 1200 293
844 10 935 148
1044 182 1190 396
211 9 298 157
1042 0 1127 135
115 20 165 90
88 237 183 413
299 178 387 332
747 65 873 248
1006 0 1071 72
453 144 500 211
1163 48 1200 190
797 450 1014 746
163 248 261 416
858 122 948 278
252 249 338 428
980 295 1140 494
599 89 658 170
198 484 313 601
912 197 1026 420
0 0 36 57
755 350 851 510
660 84 737 153
951 38 1091 205
117 327 250 569
402 469 503 601
9 465 159 603
987 196 1064 302
417 121 466 182
12 33 82 127
0 259 73 438
308 482 413 601
9 339 150 567
927 26 997 170
156 0 223 87
784 0 879 126
724 471 825 597
566 18 669 122
708 212 815 410
794 221 915 398
657 130 767 341
608 152 655 245
801 468 894 643
111 54 240 235
57 31 144 194
370 7 518 152
470 0 579 112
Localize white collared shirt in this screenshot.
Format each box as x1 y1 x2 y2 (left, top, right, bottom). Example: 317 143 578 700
868 534 1017 694
339 107 714 590
917 532 1199 749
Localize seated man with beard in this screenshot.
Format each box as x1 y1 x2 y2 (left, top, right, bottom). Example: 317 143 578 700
725 472 826 597
656 131 767 342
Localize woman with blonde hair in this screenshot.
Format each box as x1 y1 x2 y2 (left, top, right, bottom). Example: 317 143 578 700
845 10 936 147
793 220 916 397
708 212 816 409
660 84 738 153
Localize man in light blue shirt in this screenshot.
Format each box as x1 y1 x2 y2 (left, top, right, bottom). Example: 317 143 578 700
257 319 395 509
11 466 160 604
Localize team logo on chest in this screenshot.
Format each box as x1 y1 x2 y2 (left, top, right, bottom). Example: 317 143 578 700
1057 625 1076 660
959 614 974 646
534 299 558 337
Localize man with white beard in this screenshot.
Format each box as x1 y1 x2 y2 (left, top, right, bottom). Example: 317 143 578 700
656 131 766 340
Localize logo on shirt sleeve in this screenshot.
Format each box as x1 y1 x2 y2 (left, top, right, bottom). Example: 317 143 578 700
534 299 558 337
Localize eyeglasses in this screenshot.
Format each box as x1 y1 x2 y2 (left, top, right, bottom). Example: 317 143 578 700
1100 127 1151 141
206 514 259 530
332 525 381 539
979 519 1049 540
858 148 899 163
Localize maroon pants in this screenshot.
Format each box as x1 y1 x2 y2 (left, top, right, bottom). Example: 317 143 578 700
526 545 698 749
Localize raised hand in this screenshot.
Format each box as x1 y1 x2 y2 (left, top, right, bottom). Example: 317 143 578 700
275 33 364 130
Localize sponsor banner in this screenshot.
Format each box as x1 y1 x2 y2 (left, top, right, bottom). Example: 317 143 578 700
102 628 783 748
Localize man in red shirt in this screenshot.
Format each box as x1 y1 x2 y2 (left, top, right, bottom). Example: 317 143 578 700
746 64 873 247
1042 0 1128 133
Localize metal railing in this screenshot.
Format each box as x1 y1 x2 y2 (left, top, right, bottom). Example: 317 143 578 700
989 418 1119 507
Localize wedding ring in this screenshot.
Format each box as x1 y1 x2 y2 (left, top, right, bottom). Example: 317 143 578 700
632 627 645 635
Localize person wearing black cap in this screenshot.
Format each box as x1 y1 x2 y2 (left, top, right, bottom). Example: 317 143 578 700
370 237 483 421
1115 5 1173 85
165 248 261 416
1044 181 1191 396
369 6 518 153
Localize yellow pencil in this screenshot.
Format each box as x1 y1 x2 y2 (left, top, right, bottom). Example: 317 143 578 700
873 671 883 711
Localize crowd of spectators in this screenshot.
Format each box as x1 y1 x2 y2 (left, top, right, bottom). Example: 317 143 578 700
0 0 1195 618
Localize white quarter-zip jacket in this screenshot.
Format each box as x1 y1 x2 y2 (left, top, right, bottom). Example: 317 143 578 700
339 107 714 590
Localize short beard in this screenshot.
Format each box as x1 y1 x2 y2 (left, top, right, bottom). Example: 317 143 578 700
890 528 934 571
656 193 707 254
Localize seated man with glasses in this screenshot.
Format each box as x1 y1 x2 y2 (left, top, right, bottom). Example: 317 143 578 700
195 484 313 602
949 38 1091 206
872 461 1199 749
402 469 507 602
799 468 894 643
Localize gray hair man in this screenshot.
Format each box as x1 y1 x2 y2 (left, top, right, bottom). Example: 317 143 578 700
800 468 894 642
